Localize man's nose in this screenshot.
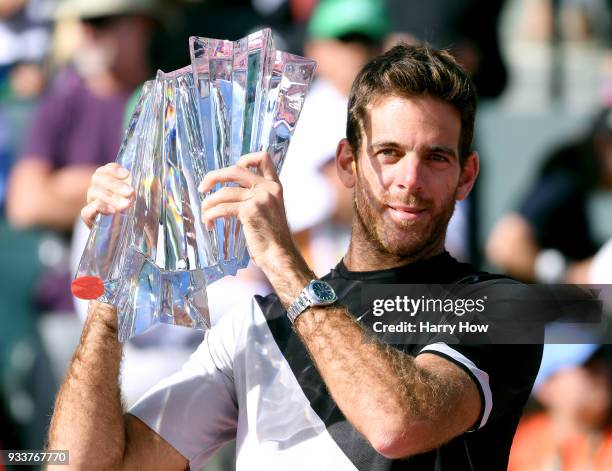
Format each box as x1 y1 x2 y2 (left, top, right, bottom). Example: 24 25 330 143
397 154 425 192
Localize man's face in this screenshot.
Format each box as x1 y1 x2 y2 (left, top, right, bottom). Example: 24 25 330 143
350 95 472 258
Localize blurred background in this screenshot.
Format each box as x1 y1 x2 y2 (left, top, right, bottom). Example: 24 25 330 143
2 0 612 469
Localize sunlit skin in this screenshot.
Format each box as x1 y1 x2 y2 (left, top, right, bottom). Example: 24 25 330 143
337 95 479 272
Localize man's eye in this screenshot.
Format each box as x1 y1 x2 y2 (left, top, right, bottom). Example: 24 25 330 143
379 149 399 157
429 154 449 162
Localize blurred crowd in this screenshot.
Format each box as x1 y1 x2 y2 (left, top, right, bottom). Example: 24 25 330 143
1 0 612 470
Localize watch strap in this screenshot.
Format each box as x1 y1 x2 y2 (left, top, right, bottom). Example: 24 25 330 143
286 289 311 323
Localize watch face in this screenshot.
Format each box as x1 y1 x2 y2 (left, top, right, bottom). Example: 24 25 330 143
310 280 337 303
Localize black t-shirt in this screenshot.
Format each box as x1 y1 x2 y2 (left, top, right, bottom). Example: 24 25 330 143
130 251 543 470
257 251 543 470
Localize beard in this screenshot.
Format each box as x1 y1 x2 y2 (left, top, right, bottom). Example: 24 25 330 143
353 175 456 260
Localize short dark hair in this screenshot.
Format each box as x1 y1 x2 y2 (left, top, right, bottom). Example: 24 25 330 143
346 44 477 164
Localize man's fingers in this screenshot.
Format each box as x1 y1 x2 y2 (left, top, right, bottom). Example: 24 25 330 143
201 202 240 230
90 172 134 203
96 162 130 179
81 202 98 229
82 163 133 229
81 200 115 229
86 185 133 211
236 152 278 182
201 186 252 211
198 165 259 193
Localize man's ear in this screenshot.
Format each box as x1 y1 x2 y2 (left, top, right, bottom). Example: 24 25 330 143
456 151 479 201
336 138 357 189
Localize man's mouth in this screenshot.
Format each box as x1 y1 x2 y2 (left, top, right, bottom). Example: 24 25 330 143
387 204 428 221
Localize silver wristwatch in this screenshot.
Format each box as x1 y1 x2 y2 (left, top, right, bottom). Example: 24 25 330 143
286 279 338 323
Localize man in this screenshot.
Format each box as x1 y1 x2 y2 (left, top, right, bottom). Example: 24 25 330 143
48 45 542 470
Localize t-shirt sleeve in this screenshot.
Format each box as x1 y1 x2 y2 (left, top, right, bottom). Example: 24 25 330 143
22 88 69 165
416 280 543 431
417 343 542 430
128 301 247 470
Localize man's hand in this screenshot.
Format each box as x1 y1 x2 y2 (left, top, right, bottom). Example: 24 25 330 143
83 154 296 270
81 163 135 229
82 153 294 273
199 151 312 300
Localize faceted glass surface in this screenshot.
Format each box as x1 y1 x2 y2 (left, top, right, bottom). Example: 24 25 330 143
190 28 316 273
73 29 316 341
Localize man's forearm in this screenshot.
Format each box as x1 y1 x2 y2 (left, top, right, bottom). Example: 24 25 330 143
48 302 126 470
294 306 445 444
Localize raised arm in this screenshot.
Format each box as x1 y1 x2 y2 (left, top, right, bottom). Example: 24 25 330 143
47 301 188 471
47 162 184 470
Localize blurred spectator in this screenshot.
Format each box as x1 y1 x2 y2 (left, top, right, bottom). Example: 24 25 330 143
0 59 49 215
487 108 612 283
0 1 54 452
6 0 157 315
2 4 159 440
0 0 52 210
304 0 387 96
0 0 52 71
509 344 612 471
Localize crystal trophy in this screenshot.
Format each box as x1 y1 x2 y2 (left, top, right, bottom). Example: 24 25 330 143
72 29 316 341
190 28 318 274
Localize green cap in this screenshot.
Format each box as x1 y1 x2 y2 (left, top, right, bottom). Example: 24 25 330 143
308 0 390 41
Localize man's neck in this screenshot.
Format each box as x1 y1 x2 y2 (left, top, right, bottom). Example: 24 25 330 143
342 223 446 272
